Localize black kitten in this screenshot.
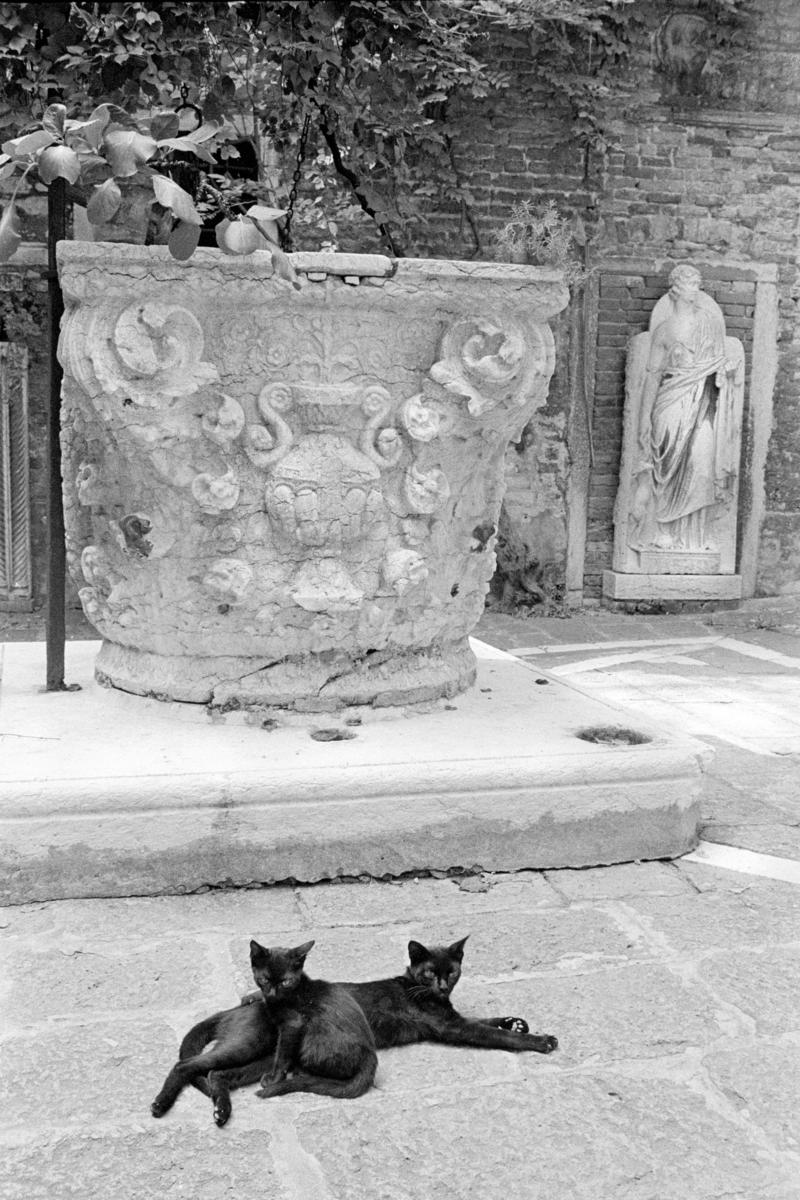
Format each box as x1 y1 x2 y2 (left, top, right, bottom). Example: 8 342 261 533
334 936 557 1054
172 935 556 1124
248 938 377 1101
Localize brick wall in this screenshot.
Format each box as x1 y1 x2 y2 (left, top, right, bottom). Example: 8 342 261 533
4 0 800 611
411 0 800 602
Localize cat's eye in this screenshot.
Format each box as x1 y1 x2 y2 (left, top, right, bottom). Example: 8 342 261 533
280 980 292 988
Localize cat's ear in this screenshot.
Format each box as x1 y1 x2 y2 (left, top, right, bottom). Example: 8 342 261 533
448 935 469 961
408 940 429 965
292 939 315 964
250 939 269 964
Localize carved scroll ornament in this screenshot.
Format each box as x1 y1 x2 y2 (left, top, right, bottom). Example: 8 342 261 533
61 298 219 409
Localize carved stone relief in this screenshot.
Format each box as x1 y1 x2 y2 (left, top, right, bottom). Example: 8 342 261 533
58 244 568 709
605 264 745 602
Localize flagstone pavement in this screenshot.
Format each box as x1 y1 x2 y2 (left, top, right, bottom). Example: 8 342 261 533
2 602 799 1199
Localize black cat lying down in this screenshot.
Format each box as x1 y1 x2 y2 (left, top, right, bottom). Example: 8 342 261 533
152 938 377 1119
249 938 378 1100
152 935 558 1126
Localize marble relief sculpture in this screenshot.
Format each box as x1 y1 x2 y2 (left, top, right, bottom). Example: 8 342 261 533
57 244 568 710
605 265 745 599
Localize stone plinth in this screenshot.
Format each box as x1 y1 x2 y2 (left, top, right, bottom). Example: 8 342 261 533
57 245 568 710
603 570 742 602
0 639 706 903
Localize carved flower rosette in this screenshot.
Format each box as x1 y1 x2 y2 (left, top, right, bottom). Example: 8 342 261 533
57 244 566 710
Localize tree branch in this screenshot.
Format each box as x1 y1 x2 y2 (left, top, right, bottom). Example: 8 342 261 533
317 116 403 257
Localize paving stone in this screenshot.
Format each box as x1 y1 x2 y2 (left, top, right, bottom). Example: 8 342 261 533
0 1020 178 1129
699 645 794 676
699 776 798 826
0 888 306 940
545 861 692 899
702 744 800 815
702 947 800 1036
623 885 800 954
705 1041 800 1152
701 824 800 860
296 872 561 928
454 907 647 974
0 1128 288 1200
458 962 723 1066
294 1074 791 1200
374 1041 522 1093
672 860 778 894
4 939 225 1022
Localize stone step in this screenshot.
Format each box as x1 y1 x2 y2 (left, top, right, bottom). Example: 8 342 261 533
0 639 709 903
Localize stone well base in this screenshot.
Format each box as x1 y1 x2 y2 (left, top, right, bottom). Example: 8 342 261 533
0 639 709 903
94 637 478 711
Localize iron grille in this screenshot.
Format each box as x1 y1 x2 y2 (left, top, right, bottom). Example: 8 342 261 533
0 342 32 607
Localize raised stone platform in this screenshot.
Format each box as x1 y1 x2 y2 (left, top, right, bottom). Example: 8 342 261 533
603 570 743 602
0 639 709 903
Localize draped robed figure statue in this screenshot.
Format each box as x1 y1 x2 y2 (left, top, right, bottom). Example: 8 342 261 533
606 264 745 592
631 264 742 554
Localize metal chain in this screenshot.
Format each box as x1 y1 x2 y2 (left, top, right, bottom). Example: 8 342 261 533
282 114 311 252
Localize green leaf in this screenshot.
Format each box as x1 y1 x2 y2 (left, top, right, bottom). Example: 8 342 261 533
0 199 22 262
2 129 55 158
149 110 180 141
103 129 157 177
156 136 216 164
86 177 122 224
42 104 67 140
37 144 81 185
151 174 201 223
168 219 201 261
67 114 108 152
184 121 223 145
85 105 113 132
245 205 287 224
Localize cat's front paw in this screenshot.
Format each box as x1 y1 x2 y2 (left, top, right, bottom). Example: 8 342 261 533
150 1096 170 1118
534 1033 558 1053
498 1015 529 1034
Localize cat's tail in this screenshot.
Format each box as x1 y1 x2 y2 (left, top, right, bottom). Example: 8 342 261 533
179 1015 220 1098
276 1051 377 1099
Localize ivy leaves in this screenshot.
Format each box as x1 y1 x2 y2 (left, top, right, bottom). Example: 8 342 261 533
0 0 742 256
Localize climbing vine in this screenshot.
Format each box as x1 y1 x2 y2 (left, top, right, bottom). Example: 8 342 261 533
0 1 752 253
0 280 47 345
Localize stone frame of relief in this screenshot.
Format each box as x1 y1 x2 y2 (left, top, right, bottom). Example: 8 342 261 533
604 263 750 603
567 259 778 605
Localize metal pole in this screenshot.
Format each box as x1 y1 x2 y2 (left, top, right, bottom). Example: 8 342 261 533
45 177 69 691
